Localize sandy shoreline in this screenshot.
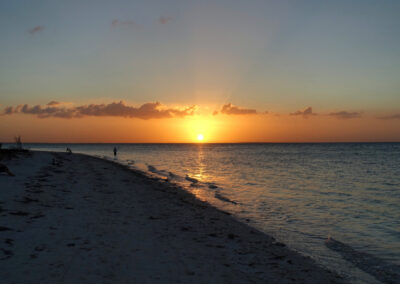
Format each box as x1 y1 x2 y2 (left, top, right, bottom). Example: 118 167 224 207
0 150 344 283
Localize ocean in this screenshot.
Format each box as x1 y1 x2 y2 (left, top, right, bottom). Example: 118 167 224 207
9 143 400 282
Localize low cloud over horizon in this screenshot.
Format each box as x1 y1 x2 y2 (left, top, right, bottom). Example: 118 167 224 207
290 107 316 118
327 111 362 119
213 103 258 115
1 101 386 121
2 101 196 120
376 114 400 120
290 107 362 119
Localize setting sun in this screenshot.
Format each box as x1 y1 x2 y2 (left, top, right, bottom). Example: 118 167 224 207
197 134 204 141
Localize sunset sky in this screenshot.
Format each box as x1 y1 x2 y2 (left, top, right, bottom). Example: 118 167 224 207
1 0 399 142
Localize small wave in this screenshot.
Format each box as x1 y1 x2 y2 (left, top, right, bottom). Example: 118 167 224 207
148 165 158 173
325 237 400 283
319 191 351 197
214 192 237 205
185 175 198 184
365 187 380 191
207 183 218 189
147 165 169 176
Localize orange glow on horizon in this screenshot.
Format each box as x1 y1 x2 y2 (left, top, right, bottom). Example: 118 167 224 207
184 116 218 143
0 112 400 143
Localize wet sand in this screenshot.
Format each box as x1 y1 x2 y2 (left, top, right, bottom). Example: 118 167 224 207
0 151 344 283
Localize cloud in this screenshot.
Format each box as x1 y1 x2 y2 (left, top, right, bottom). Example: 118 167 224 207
328 111 362 119
376 114 400 120
289 107 362 119
159 16 172 25
46 101 60 106
2 101 197 120
2 106 14 115
290 107 316 118
111 19 138 28
28 25 44 35
214 103 257 115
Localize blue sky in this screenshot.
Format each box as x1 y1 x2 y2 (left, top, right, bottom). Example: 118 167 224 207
1 0 399 112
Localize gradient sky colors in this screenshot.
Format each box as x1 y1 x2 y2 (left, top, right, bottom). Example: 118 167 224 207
1 0 399 142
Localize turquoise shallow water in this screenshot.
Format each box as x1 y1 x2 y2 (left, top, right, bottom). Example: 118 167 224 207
10 143 400 282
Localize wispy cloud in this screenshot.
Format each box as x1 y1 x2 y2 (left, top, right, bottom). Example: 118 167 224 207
290 107 316 118
290 107 362 119
214 103 257 115
376 113 400 120
328 111 362 119
2 101 197 120
28 25 44 35
111 19 138 28
159 16 172 25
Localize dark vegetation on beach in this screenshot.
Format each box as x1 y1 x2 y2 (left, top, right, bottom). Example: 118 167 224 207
0 150 30 176
0 149 30 161
0 136 30 161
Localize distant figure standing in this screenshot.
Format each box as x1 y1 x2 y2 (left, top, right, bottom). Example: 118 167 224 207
66 147 72 154
113 147 117 157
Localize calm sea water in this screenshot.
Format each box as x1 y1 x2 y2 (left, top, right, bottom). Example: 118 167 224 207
10 143 400 282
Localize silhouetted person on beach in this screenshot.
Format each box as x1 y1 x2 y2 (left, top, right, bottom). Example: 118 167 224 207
113 147 117 157
66 147 72 154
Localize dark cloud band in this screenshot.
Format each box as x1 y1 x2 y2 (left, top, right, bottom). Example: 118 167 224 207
328 111 362 119
376 114 400 120
2 101 196 120
290 107 362 119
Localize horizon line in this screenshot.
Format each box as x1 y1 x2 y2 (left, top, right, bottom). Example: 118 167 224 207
2 141 400 144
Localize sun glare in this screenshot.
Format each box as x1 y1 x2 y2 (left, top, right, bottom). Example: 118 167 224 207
185 116 217 143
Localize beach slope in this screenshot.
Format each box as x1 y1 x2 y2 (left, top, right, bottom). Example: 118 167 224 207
0 151 343 283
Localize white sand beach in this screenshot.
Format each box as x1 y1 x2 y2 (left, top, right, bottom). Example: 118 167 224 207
0 150 344 283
